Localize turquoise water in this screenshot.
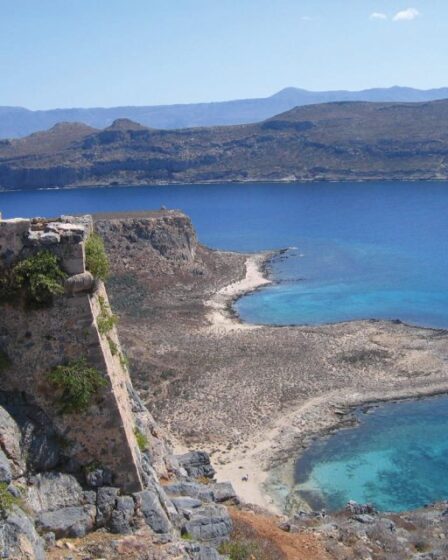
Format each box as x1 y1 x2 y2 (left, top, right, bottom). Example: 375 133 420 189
2 181 448 327
294 396 448 512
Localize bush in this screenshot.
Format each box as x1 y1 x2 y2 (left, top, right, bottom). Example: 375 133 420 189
12 251 66 306
134 427 149 451
107 336 118 356
0 483 19 514
85 233 109 281
47 358 107 414
97 295 118 335
218 541 260 560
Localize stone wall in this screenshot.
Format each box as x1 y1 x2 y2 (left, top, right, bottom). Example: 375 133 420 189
0 215 143 491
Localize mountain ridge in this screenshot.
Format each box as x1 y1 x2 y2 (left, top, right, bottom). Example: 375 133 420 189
2 85 448 139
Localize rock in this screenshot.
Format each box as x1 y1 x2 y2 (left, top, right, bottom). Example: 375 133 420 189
172 497 203 513
278 521 291 532
354 514 376 524
210 482 237 503
165 482 214 503
176 452 215 480
346 501 377 515
64 271 95 295
0 507 45 560
109 496 135 534
96 486 120 527
36 505 96 538
40 232 61 245
83 490 97 505
182 504 232 546
184 542 223 560
27 472 84 513
134 489 172 535
0 406 25 477
85 466 113 488
0 448 12 483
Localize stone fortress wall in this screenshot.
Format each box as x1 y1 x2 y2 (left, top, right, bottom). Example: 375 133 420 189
0 214 143 491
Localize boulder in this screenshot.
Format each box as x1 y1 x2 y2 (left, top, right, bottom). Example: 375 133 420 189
182 504 232 546
176 452 215 480
0 448 12 484
184 542 223 560
85 466 113 488
165 482 214 503
96 486 120 527
134 489 172 534
0 507 45 560
0 406 25 477
64 271 95 295
109 496 135 534
27 472 84 513
210 482 237 504
172 497 202 513
36 505 96 538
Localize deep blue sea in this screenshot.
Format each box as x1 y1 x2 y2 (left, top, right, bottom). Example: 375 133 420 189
2 181 448 327
2 181 448 512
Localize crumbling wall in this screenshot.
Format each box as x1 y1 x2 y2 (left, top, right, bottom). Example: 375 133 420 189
0 215 143 491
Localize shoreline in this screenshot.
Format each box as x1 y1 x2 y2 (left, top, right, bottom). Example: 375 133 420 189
204 251 448 515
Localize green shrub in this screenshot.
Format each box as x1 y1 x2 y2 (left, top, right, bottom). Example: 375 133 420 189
181 531 193 541
107 336 118 356
134 427 149 451
218 541 260 560
0 350 11 372
13 251 66 306
96 295 118 335
47 358 107 414
0 483 19 514
119 353 129 369
85 233 109 281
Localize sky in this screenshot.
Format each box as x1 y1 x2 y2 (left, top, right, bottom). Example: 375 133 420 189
1 0 447 109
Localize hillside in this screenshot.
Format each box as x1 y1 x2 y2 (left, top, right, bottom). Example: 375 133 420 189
2 86 448 138
1 100 448 189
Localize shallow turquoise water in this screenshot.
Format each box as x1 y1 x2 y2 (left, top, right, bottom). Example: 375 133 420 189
294 396 448 512
2 181 447 327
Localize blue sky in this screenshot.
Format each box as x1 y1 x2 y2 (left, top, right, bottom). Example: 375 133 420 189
1 0 446 109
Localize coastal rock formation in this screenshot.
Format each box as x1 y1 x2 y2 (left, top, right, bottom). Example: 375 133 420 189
0 214 234 559
2 99 448 189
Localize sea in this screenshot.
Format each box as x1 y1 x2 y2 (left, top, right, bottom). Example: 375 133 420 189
2 180 448 511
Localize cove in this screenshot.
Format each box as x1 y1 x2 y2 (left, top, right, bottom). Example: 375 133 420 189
293 395 448 512
2 181 448 328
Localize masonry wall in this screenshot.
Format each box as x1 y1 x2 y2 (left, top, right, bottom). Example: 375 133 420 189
0 215 143 492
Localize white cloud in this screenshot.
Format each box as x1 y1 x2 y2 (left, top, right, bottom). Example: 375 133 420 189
370 12 388 20
393 8 420 21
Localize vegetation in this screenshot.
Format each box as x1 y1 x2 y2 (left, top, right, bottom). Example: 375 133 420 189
218 541 260 560
181 531 193 541
47 358 106 414
134 427 149 451
0 483 20 515
3 251 66 307
107 336 118 356
85 233 109 281
119 352 129 369
0 349 11 372
97 295 118 336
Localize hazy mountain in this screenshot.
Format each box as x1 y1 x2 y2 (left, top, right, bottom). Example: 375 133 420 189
2 86 448 139
2 99 448 190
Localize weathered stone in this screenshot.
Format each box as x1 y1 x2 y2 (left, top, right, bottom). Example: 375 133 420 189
40 232 61 245
0 406 24 477
0 448 12 483
109 496 135 534
0 507 45 560
184 542 223 560
182 504 232 545
176 452 215 480
172 497 202 512
165 482 214 503
134 490 172 534
83 490 97 505
85 466 113 488
96 486 120 527
36 505 96 538
64 271 94 295
210 482 237 504
27 472 84 513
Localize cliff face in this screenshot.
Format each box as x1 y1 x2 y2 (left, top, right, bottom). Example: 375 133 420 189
0 214 235 560
2 100 448 189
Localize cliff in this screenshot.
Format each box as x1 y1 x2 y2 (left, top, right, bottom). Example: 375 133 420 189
2 100 448 189
0 214 235 559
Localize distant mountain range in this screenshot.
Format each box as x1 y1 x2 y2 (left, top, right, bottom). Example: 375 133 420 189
2 86 448 138
1 99 448 190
